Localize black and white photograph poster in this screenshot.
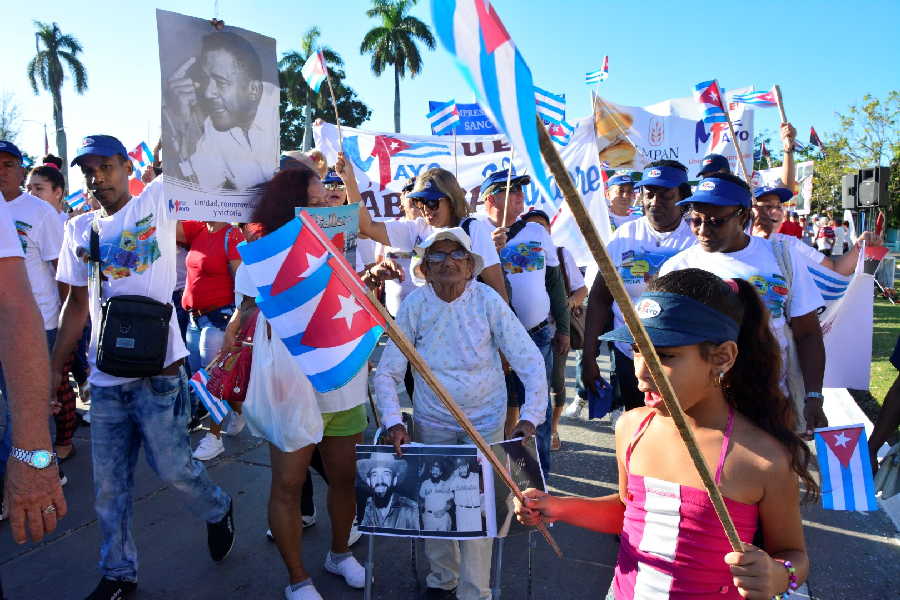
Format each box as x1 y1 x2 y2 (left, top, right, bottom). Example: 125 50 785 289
156 9 279 222
488 436 546 538
355 445 488 540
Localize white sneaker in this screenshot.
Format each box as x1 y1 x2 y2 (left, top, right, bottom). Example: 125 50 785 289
223 412 246 436
302 510 317 528
608 407 624 428
324 552 366 588
347 518 362 546
192 432 225 461
284 581 323 600
563 397 586 418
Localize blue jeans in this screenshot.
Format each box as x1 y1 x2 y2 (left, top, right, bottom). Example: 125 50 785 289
507 322 555 479
90 368 230 581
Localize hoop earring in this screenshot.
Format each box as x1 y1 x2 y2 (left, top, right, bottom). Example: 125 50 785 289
714 371 726 388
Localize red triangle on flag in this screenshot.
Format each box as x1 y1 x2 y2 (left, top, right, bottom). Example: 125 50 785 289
301 262 381 348
270 226 327 296
128 147 143 163
475 0 511 53
698 81 724 109
822 427 863 468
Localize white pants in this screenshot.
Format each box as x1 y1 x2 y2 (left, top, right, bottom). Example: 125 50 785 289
415 425 502 600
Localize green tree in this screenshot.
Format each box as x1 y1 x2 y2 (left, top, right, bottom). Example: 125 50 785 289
0 92 21 142
26 21 88 180
753 130 783 172
360 0 435 132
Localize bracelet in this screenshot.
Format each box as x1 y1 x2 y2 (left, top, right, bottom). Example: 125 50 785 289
804 392 824 402
772 559 798 599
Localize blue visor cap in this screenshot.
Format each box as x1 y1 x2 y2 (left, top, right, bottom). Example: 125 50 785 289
322 169 343 185
71 135 128 166
0 140 23 162
480 169 532 196
677 177 751 208
407 179 447 202
607 174 634 187
697 154 731 177
633 165 687 189
599 291 740 348
753 186 793 203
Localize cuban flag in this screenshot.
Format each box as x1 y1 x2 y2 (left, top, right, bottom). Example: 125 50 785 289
427 99 461 135
432 0 556 211
809 126 824 148
731 89 777 107
128 142 154 167
807 264 852 305
547 120 575 147
369 135 451 189
534 85 565 124
237 213 385 393
65 189 87 212
585 55 609 85
189 368 231 424
302 50 328 93
693 79 728 123
814 424 878 511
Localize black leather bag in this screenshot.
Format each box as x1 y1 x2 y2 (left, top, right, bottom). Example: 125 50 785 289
91 222 172 377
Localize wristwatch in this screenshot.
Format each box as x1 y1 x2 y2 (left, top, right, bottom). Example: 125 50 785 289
10 448 56 469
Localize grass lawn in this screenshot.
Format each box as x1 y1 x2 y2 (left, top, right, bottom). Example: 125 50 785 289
870 297 900 404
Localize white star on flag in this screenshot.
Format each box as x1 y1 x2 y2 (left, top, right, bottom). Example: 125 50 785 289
833 432 851 447
299 251 328 280
390 141 400 150
710 91 718 102
333 294 362 329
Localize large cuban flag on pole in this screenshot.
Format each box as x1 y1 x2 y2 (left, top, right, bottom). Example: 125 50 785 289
431 0 556 210
237 214 386 392
814 424 879 511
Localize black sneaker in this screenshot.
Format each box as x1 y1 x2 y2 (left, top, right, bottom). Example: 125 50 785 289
424 587 457 600
85 577 137 600
207 500 235 562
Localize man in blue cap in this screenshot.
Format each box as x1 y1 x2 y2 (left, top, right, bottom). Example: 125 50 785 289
696 153 731 178
472 169 569 477
50 135 234 600
659 172 828 438
605 171 639 232
579 160 696 420
321 168 347 206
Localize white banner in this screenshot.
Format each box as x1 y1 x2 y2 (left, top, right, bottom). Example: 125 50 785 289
591 88 754 177
752 160 814 214
314 119 611 266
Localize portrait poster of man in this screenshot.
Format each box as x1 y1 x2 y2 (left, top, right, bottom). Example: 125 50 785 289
157 9 279 222
356 445 488 540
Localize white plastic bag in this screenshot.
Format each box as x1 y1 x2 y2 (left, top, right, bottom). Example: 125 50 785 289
244 312 324 452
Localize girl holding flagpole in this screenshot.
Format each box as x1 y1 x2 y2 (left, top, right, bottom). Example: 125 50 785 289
516 268 816 600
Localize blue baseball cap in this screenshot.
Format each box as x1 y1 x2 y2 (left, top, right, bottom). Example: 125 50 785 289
71 135 128 167
696 154 731 177
599 291 740 348
401 176 417 193
322 169 343 185
633 165 688 189
677 176 751 208
0 140 23 162
479 169 531 197
607 173 634 187
407 178 447 202
753 186 793 203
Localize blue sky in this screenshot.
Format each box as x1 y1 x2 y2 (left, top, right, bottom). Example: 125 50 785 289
2 0 898 166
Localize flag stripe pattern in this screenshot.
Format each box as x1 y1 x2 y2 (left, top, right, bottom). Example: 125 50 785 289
65 190 87 211
731 90 777 106
189 368 230 424
585 55 609 85
807 264 851 303
548 120 575 146
427 99 461 135
302 50 328 93
814 424 878 511
237 216 385 393
694 80 728 124
432 0 556 210
534 85 565 124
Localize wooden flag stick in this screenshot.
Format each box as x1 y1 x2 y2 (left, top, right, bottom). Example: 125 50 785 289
323 59 344 151
773 85 788 124
723 109 751 185
453 128 459 178
534 115 743 552
501 146 515 225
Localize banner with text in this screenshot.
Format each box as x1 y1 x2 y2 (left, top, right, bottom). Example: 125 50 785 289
428 101 498 135
752 160 814 214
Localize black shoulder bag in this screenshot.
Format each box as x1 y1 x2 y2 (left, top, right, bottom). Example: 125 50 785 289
91 220 172 377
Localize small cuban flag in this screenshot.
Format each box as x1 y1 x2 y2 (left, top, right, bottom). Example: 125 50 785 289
534 85 565 124
302 50 328 93
814 424 878 512
427 99 461 135
693 79 728 124
547 120 575 147
65 189 87 212
585 55 609 85
189 368 231 424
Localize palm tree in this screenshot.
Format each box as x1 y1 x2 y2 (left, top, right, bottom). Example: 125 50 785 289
27 21 87 180
360 0 435 133
280 27 344 150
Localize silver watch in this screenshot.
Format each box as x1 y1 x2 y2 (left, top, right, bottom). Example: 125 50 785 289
10 448 56 469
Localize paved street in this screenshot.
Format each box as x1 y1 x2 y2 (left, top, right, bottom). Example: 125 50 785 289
1 351 898 599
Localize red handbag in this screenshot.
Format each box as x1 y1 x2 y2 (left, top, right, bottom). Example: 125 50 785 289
206 308 259 405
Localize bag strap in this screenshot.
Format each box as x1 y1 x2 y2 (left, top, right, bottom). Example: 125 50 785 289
90 218 105 300
770 236 794 319
557 246 572 295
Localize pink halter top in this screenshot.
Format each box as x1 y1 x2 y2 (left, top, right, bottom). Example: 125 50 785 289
612 409 759 599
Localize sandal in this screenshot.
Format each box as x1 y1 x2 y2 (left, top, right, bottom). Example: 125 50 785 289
551 432 561 451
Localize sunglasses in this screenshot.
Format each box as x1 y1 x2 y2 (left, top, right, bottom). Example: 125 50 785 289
324 183 345 191
424 249 470 263
684 208 744 228
412 196 446 210
491 184 521 195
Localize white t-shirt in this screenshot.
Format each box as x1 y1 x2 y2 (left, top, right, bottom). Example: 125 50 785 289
610 211 640 232
56 179 188 387
832 227 849 256
0 200 24 259
660 235 824 360
6 192 63 330
602 218 696 357
356 237 376 272
560 247 586 292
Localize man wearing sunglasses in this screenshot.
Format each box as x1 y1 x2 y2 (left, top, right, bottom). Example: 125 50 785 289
660 173 828 437
321 168 347 206
580 161 696 420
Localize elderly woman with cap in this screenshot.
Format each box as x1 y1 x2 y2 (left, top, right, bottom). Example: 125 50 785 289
373 227 546 600
659 172 828 438
581 161 696 419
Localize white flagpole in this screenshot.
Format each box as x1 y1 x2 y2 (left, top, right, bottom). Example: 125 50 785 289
501 146 515 226
453 128 458 178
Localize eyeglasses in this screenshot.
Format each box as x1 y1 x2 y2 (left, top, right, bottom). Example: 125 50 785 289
491 184 521 195
424 249 470 263
684 208 744 228
324 183 345 191
412 196 445 210
752 202 784 213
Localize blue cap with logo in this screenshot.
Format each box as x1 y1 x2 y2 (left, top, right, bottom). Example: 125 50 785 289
407 178 446 202
71 135 128 167
607 173 634 188
322 169 343 185
753 186 793 203
677 176 751 208
633 165 688 189
479 169 532 197
0 140 23 162
696 153 731 177
599 290 740 348
401 176 417 193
